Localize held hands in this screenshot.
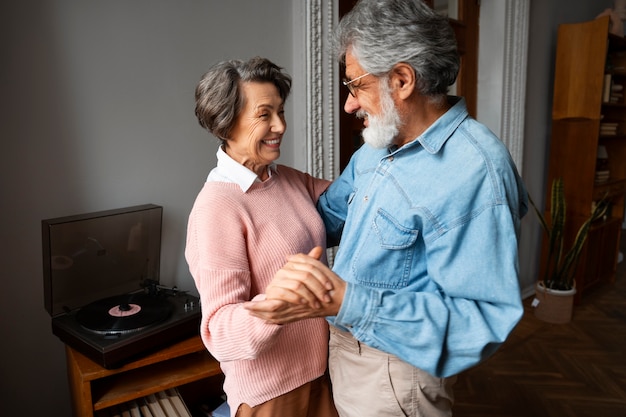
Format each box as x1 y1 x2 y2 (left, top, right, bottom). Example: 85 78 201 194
244 247 346 324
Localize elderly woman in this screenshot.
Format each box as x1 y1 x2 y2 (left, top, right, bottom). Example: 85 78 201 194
185 57 338 417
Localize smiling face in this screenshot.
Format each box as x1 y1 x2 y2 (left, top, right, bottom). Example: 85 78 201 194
225 81 286 179
343 51 400 149
359 79 401 149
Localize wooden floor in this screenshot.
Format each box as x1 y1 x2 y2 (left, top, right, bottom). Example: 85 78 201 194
453 255 626 416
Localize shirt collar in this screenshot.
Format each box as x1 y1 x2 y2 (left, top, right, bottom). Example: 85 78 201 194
415 96 468 154
210 146 276 192
388 96 468 156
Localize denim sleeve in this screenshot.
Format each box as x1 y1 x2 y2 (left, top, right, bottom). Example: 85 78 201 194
334 203 524 378
317 162 355 247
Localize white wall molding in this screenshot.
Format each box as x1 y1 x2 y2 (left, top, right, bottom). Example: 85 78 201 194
478 0 530 174
501 0 530 174
304 0 337 180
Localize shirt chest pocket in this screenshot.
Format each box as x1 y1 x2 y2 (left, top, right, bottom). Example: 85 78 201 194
352 209 420 289
373 209 419 249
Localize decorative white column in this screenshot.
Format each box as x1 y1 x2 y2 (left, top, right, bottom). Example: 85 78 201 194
478 0 530 174
501 0 530 174
304 0 338 180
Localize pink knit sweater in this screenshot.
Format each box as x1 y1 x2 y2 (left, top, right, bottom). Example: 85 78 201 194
185 165 331 414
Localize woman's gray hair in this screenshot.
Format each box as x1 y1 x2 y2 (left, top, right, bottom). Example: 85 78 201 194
195 57 292 141
333 0 459 97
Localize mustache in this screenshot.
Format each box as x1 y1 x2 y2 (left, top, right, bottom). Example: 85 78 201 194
356 110 368 119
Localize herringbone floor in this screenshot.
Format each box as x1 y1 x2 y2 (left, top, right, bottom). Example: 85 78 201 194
453 255 626 416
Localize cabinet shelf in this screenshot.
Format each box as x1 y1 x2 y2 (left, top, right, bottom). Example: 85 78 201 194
67 335 223 416
92 351 221 411
544 15 626 302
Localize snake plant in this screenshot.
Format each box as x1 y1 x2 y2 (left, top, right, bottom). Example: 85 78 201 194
529 178 609 291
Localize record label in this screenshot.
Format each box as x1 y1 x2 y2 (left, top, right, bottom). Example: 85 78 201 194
109 303 141 317
77 293 174 335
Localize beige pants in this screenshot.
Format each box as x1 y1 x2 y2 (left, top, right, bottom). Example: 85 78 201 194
235 373 339 417
329 326 457 417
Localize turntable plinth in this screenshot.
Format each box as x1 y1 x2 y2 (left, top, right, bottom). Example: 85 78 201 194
66 335 222 417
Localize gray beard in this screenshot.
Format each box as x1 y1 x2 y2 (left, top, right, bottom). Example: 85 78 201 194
359 85 401 149
361 113 399 149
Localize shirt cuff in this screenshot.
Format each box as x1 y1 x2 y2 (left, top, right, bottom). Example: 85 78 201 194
334 283 378 335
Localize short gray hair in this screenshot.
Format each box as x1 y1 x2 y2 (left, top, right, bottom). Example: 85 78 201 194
195 57 292 141
333 0 459 97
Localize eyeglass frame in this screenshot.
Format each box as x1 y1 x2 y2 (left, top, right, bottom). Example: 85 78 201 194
342 72 371 97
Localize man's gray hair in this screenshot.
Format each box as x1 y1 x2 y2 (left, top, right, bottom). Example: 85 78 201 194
195 57 292 141
333 0 459 97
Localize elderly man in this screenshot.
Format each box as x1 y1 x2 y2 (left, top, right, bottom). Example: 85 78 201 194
246 1 528 416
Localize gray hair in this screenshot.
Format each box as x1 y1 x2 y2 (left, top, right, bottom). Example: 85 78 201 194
195 57 292 141
333 0 459 97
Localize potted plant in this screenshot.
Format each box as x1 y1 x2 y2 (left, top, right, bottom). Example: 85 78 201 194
529 177 609 323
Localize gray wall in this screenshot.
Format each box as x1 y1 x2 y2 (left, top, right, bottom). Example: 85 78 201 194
1 1 297 415
0 0 615 415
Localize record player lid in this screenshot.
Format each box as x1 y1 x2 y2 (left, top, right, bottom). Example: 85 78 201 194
42 204 163 317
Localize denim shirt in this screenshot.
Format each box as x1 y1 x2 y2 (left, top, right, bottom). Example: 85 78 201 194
318 97 528 378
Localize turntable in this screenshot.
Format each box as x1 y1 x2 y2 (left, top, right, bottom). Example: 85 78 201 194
42 204 201 369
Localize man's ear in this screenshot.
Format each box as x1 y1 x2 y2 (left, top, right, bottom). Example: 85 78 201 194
390 62 416 99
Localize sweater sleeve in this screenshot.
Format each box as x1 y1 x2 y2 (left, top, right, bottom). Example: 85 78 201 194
279 165 331 204
309 175 332 202
185 185 282 362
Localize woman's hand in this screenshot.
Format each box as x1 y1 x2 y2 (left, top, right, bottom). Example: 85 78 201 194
245 246 346 324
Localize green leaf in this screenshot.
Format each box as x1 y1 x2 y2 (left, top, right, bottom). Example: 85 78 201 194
530 178 609 290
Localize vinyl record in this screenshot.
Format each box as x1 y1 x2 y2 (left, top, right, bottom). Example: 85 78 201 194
77 293 174 334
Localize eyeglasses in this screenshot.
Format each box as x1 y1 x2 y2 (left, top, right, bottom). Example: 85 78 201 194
342 72 371 97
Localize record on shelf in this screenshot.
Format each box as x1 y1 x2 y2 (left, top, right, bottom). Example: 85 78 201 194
77 293 174 335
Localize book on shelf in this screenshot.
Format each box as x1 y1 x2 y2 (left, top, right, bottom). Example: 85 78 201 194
137 399 153 417
164 389 192 416
145 394 167 417
128 401 142 417
156 391 180 417
96 388 193 417
600 122 619 136
611 82 623 102
603 72 624 103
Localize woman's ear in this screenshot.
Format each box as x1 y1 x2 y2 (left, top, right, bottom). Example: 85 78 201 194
390 63 416 99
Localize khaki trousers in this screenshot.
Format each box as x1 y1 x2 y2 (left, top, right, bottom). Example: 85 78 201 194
235 373 339 417
329 326 456 417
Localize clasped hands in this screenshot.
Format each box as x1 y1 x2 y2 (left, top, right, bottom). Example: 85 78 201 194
244 246 345 324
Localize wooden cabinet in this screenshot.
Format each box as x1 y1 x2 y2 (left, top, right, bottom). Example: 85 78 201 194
66 335 223 417
544 16 626 302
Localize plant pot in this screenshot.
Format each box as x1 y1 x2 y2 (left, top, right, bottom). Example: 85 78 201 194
533 281 576 324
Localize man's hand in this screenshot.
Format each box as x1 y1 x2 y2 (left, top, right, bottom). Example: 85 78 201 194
243 298 331 324
264 246 331 309
244 246 346 324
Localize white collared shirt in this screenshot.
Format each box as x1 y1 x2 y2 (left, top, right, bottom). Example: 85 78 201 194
206 146 276 192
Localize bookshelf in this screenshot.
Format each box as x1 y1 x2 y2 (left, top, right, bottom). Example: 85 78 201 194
543 16 626 302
